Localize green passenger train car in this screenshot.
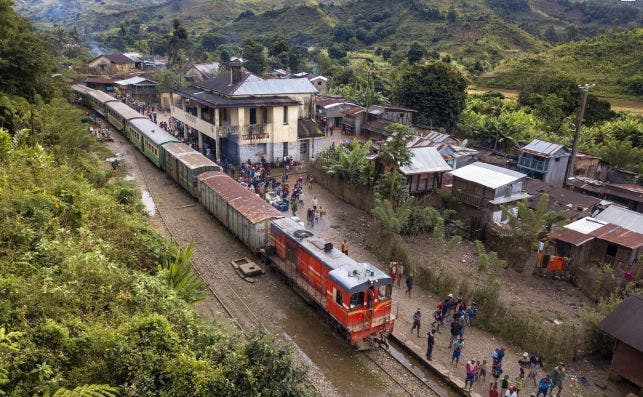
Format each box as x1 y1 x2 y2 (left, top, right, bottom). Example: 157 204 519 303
126 118 178 168
106 101 144 131
162 143 222 197
86 90 118 116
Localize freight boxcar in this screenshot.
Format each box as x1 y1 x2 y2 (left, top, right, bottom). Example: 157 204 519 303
105 101 145 131
162 143 221 197
197 172 282 252
125 118 178 168
268 217 396 349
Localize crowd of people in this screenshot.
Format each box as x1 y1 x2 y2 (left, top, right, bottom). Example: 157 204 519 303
403 289 566 396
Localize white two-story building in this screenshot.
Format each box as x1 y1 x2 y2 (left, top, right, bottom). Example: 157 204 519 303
168 59 324 165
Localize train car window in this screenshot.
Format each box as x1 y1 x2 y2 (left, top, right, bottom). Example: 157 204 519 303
350 291 364 308
378 285 391 300
334 288 343 307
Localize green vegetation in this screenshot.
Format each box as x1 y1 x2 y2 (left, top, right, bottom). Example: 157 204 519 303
0 3 314 395
480 28 643 99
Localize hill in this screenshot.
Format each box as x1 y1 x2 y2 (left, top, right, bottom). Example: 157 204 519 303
478 28 643 99
15 0 642 73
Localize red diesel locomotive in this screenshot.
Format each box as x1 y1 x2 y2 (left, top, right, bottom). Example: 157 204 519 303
267 217 397 349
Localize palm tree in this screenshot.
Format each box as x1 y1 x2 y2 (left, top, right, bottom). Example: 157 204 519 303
159 242 207 304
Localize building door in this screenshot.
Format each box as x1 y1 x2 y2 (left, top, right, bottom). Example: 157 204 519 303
300 140 309 161
283 142 288 157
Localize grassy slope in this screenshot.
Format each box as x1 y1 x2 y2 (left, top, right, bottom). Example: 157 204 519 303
478 28 643 99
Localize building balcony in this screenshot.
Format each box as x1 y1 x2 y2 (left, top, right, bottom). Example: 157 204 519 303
453 190 483 208
517 156 549 173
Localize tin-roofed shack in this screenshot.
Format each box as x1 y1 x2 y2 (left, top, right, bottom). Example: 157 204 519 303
598 294 643 391
399 147 452 194
548 216 642 285
449 162 530 224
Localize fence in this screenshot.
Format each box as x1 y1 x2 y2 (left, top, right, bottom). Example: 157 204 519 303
307 164 375 212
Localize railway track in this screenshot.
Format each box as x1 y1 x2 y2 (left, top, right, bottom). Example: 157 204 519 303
120 132 453 397
131 145 267 335
365 344 447 397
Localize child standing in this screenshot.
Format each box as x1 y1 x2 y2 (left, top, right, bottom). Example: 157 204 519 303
478 359 488 385
501 374 510 397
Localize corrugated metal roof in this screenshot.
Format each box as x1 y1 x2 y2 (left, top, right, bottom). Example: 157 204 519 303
549 228 595 246
400 147 452 175
590 224 643 250
234 77 317 95
193 62 220 77
106 101 145 120
598 294 643 352
104 53 135 64
449 161 526 189
128 118 178 145
176 87 298 109
198 172 282 224
316 95 345 107
408 131 452 148
115 76 157 86
564 217 607 234
521 139 569 157
595 205 643 234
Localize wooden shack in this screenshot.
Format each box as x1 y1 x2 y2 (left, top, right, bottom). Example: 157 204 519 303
598 294 643 392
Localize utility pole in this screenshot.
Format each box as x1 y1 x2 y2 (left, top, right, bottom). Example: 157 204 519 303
564 83 594 187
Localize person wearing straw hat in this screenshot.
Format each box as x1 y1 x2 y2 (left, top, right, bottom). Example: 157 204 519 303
518 352 531 378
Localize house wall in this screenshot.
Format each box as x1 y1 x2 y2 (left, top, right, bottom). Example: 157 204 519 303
611 341 643 387
313 79 327 93
544 156 569 185
574 157 602 179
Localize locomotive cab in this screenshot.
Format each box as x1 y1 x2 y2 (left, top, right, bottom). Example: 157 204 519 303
328 263 396 349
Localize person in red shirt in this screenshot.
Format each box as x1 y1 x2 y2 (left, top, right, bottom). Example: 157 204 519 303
489 382 499 397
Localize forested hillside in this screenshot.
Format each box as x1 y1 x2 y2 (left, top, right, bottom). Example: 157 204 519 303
16 0 642 70
0 1 313 395
479 28 643 99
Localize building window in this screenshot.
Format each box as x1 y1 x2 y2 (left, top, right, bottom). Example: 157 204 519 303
350 291 364 308
249 108 257 125
334 289 343 306
283 106 288 124
255 143 267 154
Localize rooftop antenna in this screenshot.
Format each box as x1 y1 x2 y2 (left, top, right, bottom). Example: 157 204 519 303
564 83 594 187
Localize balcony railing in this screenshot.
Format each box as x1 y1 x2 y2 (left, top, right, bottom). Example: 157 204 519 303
518 156 548 172
453 190 483 208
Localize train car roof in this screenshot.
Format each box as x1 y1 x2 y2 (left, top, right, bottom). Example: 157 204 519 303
128 118 178 145
105 101 145 121
271 217 392 294
71 84 93 94
87 89 119 104
163 143 222 171
197 171 282 224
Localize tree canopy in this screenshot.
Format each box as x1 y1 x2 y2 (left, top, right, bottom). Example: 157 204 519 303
397 62 467 130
